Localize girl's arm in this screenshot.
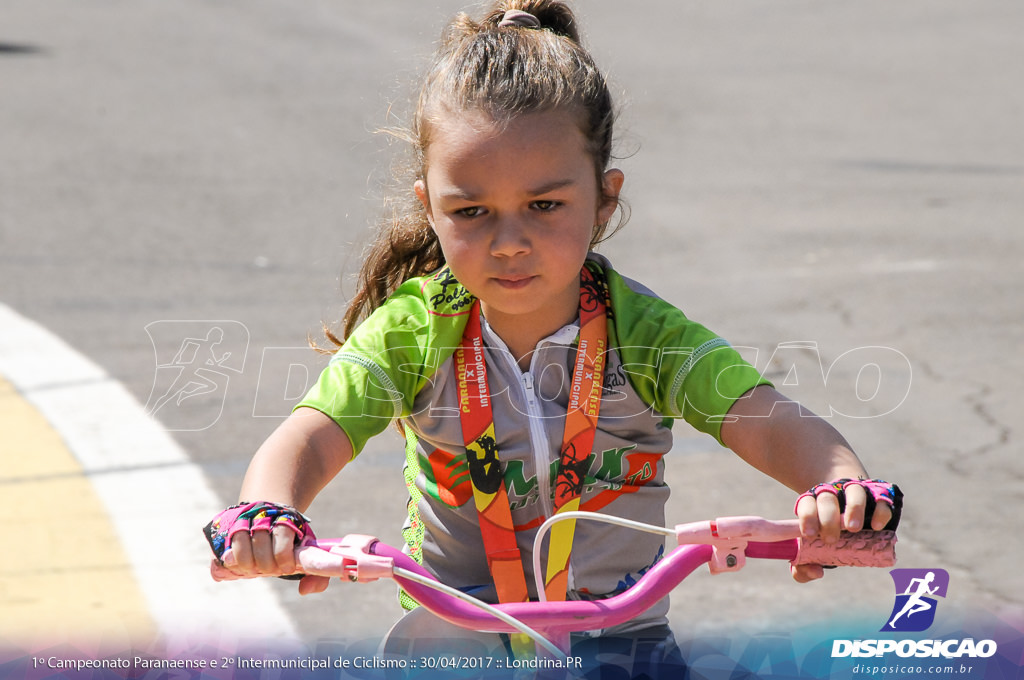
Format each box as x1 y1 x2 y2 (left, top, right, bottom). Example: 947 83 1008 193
719 385 893 582
225 407 353 594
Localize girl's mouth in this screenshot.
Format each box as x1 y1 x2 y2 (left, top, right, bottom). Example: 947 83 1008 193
494 275 536 290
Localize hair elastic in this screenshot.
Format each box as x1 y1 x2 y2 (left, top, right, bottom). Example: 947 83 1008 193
498 9 541 29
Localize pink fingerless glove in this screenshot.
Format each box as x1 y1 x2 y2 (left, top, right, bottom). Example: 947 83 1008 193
203 501 315 563
795 478 903 531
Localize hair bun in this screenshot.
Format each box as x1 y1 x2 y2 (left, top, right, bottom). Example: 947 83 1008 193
498 9 541 29
488 1 581 43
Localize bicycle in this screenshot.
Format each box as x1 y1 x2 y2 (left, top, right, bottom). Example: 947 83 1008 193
210 511 896 668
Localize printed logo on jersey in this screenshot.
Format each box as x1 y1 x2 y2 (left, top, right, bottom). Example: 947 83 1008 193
425 267 473 315
882 568 949 632
417 444 659 514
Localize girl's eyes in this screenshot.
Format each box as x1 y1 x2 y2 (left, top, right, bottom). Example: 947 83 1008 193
451 201 561 219
455 206 485 218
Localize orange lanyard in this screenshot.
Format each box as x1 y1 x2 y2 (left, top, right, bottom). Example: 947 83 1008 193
455 266 607 605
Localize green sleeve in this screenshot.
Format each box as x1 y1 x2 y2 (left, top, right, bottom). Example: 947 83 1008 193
295 270 470 456
606 268 771 445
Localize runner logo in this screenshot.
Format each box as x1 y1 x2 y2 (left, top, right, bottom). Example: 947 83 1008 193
882 568 949 632
144 321 249 431
833 568 997 660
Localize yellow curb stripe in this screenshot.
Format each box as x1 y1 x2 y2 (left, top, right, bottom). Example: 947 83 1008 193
0 376 156 644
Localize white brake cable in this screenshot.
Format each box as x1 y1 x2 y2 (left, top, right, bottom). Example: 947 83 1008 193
532 511 676 603
392 567 568 661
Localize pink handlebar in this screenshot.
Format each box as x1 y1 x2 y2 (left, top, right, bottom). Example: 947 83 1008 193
211 516 894 639
673 516 896 573
300 538 717 637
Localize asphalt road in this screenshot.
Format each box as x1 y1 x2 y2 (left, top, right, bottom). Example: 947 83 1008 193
2 0 1022 652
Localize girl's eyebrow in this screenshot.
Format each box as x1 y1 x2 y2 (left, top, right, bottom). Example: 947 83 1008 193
528 178 577 195
437 188 478 202
436 178 578 203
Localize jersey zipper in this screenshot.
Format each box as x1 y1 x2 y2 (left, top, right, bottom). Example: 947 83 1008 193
522 352 578 593
488 329 578 593
519 369 556 520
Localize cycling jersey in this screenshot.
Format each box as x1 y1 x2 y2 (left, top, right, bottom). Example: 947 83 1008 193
298 253 770 630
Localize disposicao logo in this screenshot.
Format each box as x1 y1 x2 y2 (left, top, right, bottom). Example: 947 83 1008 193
883 568 949 632
832 568 998 660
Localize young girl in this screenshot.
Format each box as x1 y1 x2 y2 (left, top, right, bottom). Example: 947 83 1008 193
205 0 901 665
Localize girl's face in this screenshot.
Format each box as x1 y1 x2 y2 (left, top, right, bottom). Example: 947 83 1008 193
415 109 623 343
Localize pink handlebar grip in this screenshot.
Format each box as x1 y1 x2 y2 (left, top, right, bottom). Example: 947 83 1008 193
208 536 396 583
794 529 897 567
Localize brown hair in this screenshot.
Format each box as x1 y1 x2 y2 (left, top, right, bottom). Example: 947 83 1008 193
327 0 622 347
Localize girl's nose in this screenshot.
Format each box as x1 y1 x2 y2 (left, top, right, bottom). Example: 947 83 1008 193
489 216 531 257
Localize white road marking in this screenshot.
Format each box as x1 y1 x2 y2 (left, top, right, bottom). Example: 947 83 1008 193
0 303 298 642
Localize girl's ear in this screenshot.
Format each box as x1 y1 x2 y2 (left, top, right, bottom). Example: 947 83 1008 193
414 179 435 229
597 168 625 225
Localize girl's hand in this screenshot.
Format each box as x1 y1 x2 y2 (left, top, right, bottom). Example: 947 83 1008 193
204 501 329 595
791 479 903 583
220 525 330 595
718 387 902 582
